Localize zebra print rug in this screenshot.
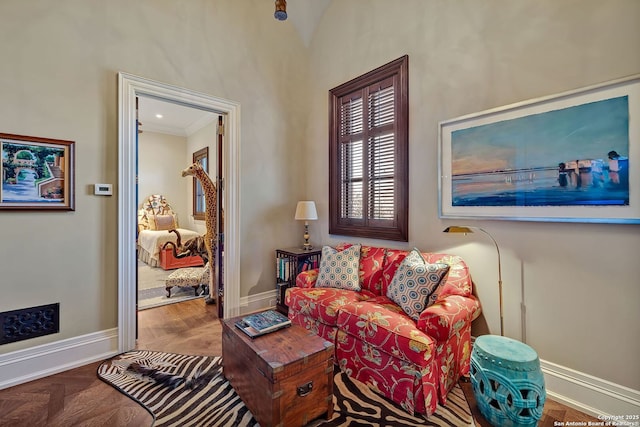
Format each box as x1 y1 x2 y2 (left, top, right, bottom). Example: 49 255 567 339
97 350 474 427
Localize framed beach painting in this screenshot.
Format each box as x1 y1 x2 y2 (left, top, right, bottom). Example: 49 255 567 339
439 74 640 224
1 133 75 211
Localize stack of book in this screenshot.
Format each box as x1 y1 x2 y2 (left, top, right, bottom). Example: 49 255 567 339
299 258 317 272
235 310 292 338
277 257 319 282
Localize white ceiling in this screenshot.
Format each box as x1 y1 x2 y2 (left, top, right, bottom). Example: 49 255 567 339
137 1 330 136
138 96 218 137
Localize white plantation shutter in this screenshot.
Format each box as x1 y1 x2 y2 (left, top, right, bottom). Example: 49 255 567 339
329 56 408 241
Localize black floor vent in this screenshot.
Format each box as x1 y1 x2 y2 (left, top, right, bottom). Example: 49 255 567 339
0 303 60 345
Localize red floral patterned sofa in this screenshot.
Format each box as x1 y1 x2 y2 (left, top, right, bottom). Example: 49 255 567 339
285 243 481 416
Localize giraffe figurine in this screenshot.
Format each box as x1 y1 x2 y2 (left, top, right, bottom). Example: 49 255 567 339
181 162 217 305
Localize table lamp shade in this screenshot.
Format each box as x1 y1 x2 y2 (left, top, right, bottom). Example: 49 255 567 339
295 201 318 221
295 201 317 251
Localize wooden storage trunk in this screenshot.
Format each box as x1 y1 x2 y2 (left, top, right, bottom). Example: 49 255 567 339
222 315 334 427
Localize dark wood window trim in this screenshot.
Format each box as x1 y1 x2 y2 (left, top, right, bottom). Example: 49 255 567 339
192 147 208 221
329 55 409 241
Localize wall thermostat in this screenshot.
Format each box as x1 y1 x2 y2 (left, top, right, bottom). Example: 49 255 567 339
94 183 113 196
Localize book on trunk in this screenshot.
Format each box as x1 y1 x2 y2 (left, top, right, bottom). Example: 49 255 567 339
235 310 291 338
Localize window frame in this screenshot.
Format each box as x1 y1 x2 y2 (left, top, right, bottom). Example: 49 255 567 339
192 147 208 221
328 55 409 241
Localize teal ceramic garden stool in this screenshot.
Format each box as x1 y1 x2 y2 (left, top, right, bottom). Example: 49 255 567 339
470 335 545 427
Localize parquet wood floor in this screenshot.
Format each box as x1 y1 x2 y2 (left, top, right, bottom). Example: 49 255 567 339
0 299 599 426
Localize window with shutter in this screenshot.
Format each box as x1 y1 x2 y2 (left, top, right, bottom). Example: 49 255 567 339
329 55 408 241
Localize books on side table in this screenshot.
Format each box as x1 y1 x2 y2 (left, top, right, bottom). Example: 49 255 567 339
235 309 292 338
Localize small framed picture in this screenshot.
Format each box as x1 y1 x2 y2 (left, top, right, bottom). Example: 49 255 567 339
1 133 75 211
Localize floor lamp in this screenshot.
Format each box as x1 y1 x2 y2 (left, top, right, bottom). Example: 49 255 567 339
443 226 504 336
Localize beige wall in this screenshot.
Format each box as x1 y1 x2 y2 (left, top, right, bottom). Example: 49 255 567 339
305 0 640 391
138 121 218 234
0 0 638 403
185 119 218 235
138 131 188 223
0 0 308 353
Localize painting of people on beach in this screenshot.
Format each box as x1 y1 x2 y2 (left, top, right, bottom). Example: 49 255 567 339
1 133 75 211
451 95 629 207
439 74 640 224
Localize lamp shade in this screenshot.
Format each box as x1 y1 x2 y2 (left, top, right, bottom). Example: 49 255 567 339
295 201 318 221
443 226 474 234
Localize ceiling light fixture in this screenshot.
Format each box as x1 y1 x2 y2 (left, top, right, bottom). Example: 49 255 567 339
155 114 163 119
274 0 287 21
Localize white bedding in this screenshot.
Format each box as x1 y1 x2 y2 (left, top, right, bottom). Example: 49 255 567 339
137 228 201 263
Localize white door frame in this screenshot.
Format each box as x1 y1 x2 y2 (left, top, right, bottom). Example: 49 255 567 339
117 72 241 352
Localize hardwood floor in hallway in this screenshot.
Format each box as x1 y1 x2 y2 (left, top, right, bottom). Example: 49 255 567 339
0 299 219 427
0 299 599 426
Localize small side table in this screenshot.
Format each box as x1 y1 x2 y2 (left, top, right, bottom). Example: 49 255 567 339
275 247 322 314
470 335 546 427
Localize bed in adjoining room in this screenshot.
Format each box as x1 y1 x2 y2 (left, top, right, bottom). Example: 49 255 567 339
137 194 201 268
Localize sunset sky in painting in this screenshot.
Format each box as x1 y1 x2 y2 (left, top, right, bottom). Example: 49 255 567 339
451 96 629 175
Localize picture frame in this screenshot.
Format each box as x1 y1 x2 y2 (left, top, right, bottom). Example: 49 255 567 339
192 146 209 221
1 133 75 211
439 74 640 224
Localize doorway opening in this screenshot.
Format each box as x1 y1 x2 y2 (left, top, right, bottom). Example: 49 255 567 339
118 72 241 352
136 97 218 311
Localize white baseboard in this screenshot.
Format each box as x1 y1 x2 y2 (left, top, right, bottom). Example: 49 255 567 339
239 289 277 315
0 292 276 391
0 328 119 390
5 315 636 419
541 359 640 417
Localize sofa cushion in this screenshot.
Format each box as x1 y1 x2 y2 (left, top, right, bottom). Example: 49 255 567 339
386 249 450 320
295 269 319 288
336 243 387 295
287 310 341 343
148 214 176 231
316 244 361 291
421 253 473 298
381 248 409 295
336 298 436 367
286 287 366 327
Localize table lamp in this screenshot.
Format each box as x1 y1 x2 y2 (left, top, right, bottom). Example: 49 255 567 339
295 201 318 251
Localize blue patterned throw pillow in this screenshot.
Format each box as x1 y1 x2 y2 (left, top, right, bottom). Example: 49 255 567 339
386 249 450 320
316 244 361 291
